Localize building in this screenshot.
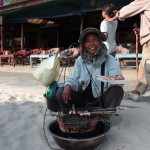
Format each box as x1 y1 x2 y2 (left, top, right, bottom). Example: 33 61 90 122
0 0 139 51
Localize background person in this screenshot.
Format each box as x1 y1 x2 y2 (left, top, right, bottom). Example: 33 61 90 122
105 0 150 102
100 4 118 57
56 27 124 113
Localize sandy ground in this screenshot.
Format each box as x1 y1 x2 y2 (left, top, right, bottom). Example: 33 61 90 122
0 65 150 150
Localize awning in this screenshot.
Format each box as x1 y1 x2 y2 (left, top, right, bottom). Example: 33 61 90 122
0 0 133 23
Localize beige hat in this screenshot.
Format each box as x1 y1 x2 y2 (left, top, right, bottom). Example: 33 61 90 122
79 27 106 44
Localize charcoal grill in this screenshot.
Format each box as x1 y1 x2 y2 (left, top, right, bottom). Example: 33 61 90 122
48 120 111 150
49 107 116 134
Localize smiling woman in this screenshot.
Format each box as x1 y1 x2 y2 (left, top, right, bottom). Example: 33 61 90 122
50 27 125 115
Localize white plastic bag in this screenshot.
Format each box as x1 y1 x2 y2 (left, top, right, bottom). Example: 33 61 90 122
33 55 60 87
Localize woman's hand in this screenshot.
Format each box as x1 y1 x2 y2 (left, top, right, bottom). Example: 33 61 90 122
104 75 125 80
104 10 118 21
62 85 72 104
105 15 118 21
115 75 125 80
133 28 140 35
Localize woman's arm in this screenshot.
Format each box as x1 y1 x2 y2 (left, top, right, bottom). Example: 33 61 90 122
62 85 72 104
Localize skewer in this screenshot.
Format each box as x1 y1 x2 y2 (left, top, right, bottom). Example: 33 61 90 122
49 110 116 116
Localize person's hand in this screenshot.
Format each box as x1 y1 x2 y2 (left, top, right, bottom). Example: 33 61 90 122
115 75 125 80
105 10 118 22
105 15 118 21
133 28 140 35
62 85 72 104
103 75 125 80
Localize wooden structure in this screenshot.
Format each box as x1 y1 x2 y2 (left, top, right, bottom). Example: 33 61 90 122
0 0 138 51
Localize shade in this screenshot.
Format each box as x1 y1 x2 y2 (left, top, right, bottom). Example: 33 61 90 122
0 0 133 23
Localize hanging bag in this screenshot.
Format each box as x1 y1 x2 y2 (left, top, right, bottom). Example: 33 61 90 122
33 55 60 87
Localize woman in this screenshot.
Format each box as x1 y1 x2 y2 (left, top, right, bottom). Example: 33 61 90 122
56 27 124 113
100 4 118 57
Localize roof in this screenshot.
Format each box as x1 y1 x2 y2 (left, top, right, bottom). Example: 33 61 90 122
0 0 133 23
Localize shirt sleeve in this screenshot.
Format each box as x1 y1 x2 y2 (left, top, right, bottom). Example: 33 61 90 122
117 0 149 20
64 58 81 91
100 20 108 33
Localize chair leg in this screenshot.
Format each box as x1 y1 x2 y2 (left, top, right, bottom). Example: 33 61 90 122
0 57 2 67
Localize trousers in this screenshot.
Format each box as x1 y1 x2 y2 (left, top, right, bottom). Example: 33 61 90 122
135 40 150 94
56 85 124 113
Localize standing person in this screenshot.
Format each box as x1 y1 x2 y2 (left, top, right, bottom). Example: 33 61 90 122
106 0 150 102
56 27 124 113
100 4 118 57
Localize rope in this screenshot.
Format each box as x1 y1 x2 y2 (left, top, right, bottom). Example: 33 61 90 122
43 107 62 150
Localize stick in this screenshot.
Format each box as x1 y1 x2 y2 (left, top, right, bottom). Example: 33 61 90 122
133 23 139 73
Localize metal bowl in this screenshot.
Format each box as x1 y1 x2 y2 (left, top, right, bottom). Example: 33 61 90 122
48 120 111 150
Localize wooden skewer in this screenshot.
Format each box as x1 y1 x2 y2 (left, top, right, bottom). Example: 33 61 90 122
49 110 116 116
133 23 139 73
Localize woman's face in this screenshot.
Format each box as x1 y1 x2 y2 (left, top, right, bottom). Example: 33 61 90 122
102 10 106 18
84 33 100 55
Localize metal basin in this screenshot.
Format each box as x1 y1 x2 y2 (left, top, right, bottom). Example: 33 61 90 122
48 120 111 150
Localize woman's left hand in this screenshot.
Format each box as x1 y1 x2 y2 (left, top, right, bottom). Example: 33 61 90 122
115 75 125 80
104 75 125 80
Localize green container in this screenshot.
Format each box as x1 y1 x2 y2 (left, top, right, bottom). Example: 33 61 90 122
46 81 57 98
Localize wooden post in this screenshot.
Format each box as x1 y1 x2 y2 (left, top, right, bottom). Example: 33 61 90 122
57 25 59 47
0 0 3 6
80 14 84 34
21 23 24 50
135 32 139 72
0 25 3 51
80 14 84 55
0 16 3 51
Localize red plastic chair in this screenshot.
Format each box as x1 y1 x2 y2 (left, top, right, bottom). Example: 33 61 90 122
13 50 26 65
46 48 60 54
3 50 11 55
0 50 13 66
23 48 41 65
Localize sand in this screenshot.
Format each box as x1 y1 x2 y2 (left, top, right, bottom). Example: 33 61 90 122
0 66 150 150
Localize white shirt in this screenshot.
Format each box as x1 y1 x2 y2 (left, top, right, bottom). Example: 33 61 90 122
100 20 118 54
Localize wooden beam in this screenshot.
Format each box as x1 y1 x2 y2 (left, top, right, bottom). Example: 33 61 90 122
80 15 84 33
0 0 50 12
0 25 3 51
0 0 3 6
21 23 24 50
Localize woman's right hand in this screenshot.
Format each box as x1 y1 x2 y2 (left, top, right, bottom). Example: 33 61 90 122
62 85 72 104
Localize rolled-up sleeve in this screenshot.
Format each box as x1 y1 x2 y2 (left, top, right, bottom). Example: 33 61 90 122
117 0 147 20
64 59 81 91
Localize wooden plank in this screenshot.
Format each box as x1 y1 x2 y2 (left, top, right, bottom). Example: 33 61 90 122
0 0 49 12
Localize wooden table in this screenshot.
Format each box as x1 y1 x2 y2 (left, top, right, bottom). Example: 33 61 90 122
0 54 15 67
30 54 52 67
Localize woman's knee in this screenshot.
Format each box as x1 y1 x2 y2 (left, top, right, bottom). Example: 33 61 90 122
108 85 124 99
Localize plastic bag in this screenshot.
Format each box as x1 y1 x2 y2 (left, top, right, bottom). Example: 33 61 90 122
33 55 60 87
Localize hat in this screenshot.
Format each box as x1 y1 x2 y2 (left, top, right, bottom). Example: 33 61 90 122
79 27 106 44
